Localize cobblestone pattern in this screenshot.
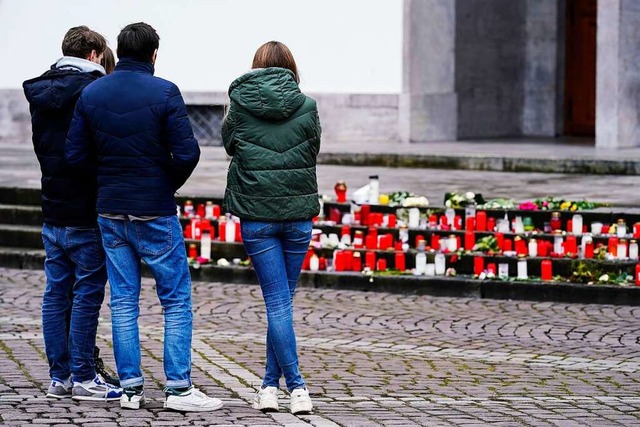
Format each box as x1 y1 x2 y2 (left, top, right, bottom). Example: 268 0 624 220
0 268 639 426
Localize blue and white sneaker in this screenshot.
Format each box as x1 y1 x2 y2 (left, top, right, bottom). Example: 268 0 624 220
72 374 122 401
46 377 72 398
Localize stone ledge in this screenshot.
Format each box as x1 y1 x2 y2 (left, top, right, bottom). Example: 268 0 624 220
1 249 637 306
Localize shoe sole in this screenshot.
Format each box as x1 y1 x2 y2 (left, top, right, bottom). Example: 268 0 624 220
46 393 71 399
253 403 279 412
121 397 145 409
291 403 313 415
163 401 224 412
72 395 122 402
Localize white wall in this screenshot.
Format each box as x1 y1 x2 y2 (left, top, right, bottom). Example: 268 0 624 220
0 0 402 93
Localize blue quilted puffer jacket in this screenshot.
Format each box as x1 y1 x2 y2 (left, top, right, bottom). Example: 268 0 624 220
66 57 200 216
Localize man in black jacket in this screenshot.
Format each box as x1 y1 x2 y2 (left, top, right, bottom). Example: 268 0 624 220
23 26 122 402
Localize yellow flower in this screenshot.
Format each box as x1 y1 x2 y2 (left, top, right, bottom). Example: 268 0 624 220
570 204 577 211
560 201 571 210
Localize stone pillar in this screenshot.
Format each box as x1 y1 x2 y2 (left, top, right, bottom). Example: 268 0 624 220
596 0 640 148
523 0 562 136
400 0 457 142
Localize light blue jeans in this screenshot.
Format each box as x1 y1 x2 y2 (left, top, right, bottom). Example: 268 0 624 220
97 215 192 389
241 220 312 392
41 224 107 382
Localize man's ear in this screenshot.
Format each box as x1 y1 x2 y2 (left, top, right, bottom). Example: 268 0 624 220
87 49 98 63
151 49 158 65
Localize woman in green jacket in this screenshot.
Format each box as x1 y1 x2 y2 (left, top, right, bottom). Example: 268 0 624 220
222 41 321 415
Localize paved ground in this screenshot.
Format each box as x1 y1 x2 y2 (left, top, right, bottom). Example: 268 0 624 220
3 144 640 207
1 268 640 426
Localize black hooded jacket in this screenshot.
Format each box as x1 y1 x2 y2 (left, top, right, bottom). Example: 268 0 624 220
23 66 102 226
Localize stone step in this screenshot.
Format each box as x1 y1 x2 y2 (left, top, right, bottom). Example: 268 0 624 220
0 204 42 226
1 247 638 306
0 224 43 249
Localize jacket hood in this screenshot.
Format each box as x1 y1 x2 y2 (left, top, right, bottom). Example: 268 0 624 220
228 67 306 121
23 60 102 113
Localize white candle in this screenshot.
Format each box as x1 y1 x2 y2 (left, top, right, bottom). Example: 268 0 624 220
200 230 211 260
415 252 427 275
435 254 446 275
572 214 583 235
498 263 509 279
425 263 435 276
408 208 420 228
447 235 457 252
517 260 527 279
618 242 627 260
309 254 319 271
591 222 602 235
528 239 538 257
630 241 639 260
225 216 236 242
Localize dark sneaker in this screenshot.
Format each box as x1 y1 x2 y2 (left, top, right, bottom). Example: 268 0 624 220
46 377 72 398
163 386 223 412
121 386 145 409
94 346 120 387
72 374 122 401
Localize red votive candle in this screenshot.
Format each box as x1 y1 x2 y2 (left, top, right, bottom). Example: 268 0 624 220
466 216 475 232
365 251 376 269
541 259 553 281
212 204 221 218
197 204 206 218
584 241 594 259
474 256 484 275
334 251 345 271
415 234 425 248
503 238 513 252
387 214 397 228
636 263 640 286
495 233 504 251
365 234 378 250
429 214 438 228
487 263 496 275
188 244 197 259
360 204 370 226
455 215 462 230
476 211 487 231
515 237 527 256
377 258 387 271
431 234 439 250
395 252 406 271
564 235 577 255
343 250 354 271
487 217 496 232
465 231 475 251
608 237 619 257
352 253 362 271
341 225 351 237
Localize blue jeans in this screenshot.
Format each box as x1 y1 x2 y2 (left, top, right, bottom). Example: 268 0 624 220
97 215 192 389
241 220 312 392
41 224 107 382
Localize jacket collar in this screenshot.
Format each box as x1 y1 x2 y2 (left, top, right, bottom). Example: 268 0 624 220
54 56 106 75
114 57 155 75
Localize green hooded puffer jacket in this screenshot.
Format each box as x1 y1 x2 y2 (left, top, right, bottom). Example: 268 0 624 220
222 67 321 221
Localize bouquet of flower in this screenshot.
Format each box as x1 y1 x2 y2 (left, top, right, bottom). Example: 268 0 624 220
530 197 610 211
444 191 486 208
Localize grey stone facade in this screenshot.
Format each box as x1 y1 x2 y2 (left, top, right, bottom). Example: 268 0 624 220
0 90 400 146
402 0 639 148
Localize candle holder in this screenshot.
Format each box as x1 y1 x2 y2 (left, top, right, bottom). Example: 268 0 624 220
334 181 347 203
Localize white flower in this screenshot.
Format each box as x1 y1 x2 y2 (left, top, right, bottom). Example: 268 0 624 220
465 192 475 200
478 272 487 280
445 200 452 208
217 258 230 266
598 274 609 282
486 272 496 279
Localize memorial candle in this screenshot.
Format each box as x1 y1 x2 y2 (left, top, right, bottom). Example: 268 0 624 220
474 256 484 275
465 230 475 251
476 211 487 231
395 252 406 271
541 260 553 281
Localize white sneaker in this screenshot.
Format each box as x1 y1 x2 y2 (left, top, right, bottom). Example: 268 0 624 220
120 386 145 409
290 387 313 415
253 386 279 412
46 377 72 398
163 386 223 412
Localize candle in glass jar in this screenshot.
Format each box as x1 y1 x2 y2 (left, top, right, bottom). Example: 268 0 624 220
608 237 619 257
475 211 487 231
474 256 484 275
630 240 639 260
408 208 420 228
447 235 458 252
591 222 603 235
618 239 628 260
564 235 577 255
495 233 504 251
434 253 446 275
200 230 211 260
550 212 562 231
377 258 387 271
553 232 564 255
528 238 538 257
352 252 362 271
617 219 627 238
498 263 509 279
541 260 553 281
517 260 528 279
465 216 475 232
514 236 527 256
188 243 197 259
395 252 406 271
365 251 377 269
425 263 436 276
572 214 583 235
465 230 475 251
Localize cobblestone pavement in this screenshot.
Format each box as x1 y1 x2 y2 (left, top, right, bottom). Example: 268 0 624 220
1 268 640 426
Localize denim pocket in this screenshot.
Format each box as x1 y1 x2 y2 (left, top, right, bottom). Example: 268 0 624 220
65 227 105 271
241 221 273 239
135 217 173 257
98 217 125 249
290 220 313 239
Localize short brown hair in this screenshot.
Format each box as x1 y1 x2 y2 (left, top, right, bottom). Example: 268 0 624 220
252 41 299 83
61 26 107 59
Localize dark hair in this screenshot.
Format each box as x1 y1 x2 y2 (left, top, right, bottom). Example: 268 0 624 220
101 46 116 74
61 26 107 59
116 22 159 62
252 41 299 83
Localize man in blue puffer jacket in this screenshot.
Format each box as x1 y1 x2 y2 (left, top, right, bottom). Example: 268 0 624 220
23 26 122 402
65 22 222 412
